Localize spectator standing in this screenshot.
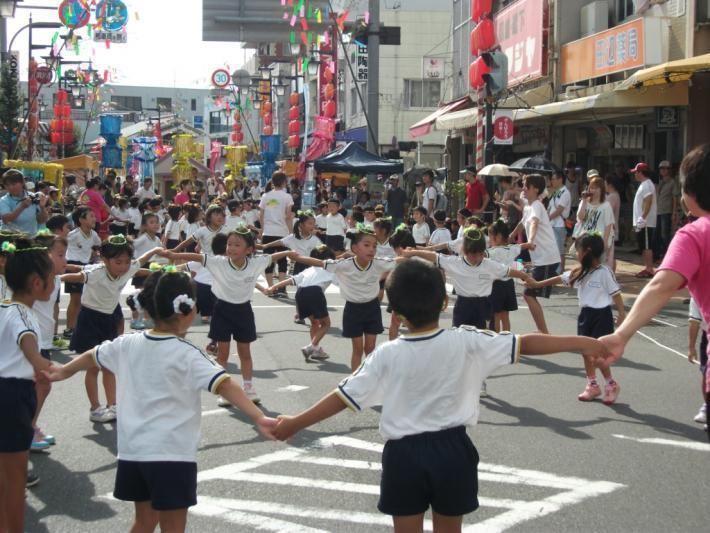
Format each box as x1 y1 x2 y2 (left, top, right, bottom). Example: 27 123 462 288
78 177 111 229
575 176 616 269
655 160 681 259
0 170 49 234
421 169 439 216
463 166 489 217
631 162 658 278
259 172 294 290
119 174 137 197
174 179 193 206
565 163 583 212
135 177 157 204
547 170 571 270
384 175 407 227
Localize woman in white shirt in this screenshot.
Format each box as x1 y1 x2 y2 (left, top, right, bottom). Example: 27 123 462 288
575 176 616 269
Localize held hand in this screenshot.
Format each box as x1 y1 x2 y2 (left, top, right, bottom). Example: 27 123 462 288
273 415 299 441
524 279 541 289
527 242 537 251
599 333 625 364
614 314 626 327
41 364 68 382
256 416 279 440
581 338 611 367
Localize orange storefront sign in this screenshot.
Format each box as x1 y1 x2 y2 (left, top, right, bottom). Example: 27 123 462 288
561 18 645 85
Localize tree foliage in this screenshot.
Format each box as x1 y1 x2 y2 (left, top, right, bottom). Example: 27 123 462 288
0 62 22 160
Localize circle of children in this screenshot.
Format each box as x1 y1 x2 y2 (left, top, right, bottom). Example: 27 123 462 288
1 143 708 533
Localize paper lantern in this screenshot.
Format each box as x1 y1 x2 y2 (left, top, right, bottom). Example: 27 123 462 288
323 68 334 82
236 132 244 142
262 101 272 114
263 112 273 126
288 120 300 135
55 90 69 104
470 18 496 55
234 110 241 121
469 56 490 89
471 0 492 23
288 106 299 120
323 100 336 118
289 93 299 106
287 135 300 149
232 122 242 132
323 83 335 100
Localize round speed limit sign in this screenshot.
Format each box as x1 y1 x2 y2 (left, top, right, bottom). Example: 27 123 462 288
211 69 231 89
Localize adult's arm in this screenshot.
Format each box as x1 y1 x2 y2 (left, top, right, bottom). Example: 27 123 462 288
0 197 32 224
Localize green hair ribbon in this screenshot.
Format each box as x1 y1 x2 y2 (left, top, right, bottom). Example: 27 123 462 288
297 209 315 218
232 224 252 235
35 229 52 237
586 230 602 238
464 227 484 242
107 234 129 246
355 223 376 235
1 242 16 253
393 223 408 234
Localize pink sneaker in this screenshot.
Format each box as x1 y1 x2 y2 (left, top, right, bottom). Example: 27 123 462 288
578 383 602 402
603 381 621 405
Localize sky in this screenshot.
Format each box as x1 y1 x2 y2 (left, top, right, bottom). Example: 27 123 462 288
6 0 253 88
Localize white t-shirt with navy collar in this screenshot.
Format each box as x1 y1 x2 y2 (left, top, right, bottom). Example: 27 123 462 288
429 227 451 246
412 222 430 245
282 233 323 256
437 255 509 297
66 227 101 264
336 327 521 440
486 244 521 282
376 240 396 259
0 302 40 379
561 265 620 309
80 261 141 314
293 266 334 291
325 213 348 237
202 254 271 304
191 225 229 256
94 331 230 462
133 233 166 264
324 257 396 303
33 275 61 350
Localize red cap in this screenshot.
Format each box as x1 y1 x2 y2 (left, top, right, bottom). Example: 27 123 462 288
630 162 651 174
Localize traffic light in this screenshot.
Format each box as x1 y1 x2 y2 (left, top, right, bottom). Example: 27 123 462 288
481 50 508 96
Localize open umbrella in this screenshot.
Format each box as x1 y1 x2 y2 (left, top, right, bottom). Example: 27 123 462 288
477 163 516 177
509 155 561 175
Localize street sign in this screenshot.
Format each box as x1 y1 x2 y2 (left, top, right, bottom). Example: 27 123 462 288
494 110 514 145
93 30 127 43
2 51 20 85
211 69 231 89
193 115 204 129
96 0 129 31
35 66 54 85
58 0 91 29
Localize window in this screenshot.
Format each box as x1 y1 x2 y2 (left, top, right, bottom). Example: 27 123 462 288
404 80 441 108
156 97 172 111
209 111 230 134
191 98 197 111
110 95 142 111
350 87 359 115
616 0 635 21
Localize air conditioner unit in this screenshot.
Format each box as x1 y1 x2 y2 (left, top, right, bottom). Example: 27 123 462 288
580 1 609 37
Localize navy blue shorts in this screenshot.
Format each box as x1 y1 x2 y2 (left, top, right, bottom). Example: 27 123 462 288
343 298 383 338
293 262 308 276
489 279 518 313
0 377 36 452
70 305 122 353
262 235 287 275
524 263 560 299
209 299 257 343
195 281 216 317
65 260 87 294
166 238 180 250
325 235 345 252
577 306 614 339
114 460 197 510
453 296 491 329
296 286 329 320
379 426 479 517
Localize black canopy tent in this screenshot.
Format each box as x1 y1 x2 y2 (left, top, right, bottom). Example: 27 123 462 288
313 142 404 174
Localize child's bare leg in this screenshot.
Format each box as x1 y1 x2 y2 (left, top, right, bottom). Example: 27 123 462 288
103 369 117 406
158 508 188 533
523 294 549 334
309 321 318 343
216 341 230 369
312 318 330 346
236 342 253 382
85 366 101 410
432 512 463 533
583 354 597 381
350 336 364 372
32 373 51 427
364 334 377 357
130 501 158 533
393 514 425 533
0 451 29 533
501 311 511 332
66 293 81 329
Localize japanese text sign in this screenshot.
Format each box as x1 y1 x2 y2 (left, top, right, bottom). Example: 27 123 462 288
561 18 645 85
494 0 547 87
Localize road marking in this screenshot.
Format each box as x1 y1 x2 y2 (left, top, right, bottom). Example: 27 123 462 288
196 435 624 531
636 330 697 363
202 408 229 417
650 317 678 328
276 385 309 392
612 434 709 452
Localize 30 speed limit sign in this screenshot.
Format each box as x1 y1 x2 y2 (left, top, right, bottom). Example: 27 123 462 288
211 69 230 89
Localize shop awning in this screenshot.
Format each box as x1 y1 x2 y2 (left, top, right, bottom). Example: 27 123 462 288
435 106 479 131
617 53 710 90
511 81 689 125
409 96 472 138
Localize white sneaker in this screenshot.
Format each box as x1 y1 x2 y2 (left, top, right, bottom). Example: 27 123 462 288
694 404 707 424
301 345 315 361
309 346 330 361
90 407 115 423
217 396 231 407
244 385 261 404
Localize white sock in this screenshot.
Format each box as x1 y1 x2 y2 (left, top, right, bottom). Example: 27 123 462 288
243 379 252 388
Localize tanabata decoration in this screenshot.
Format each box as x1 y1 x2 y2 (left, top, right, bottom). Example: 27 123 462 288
172 134 196 183
261 134 281 183
58 0 91 29
224 145 247 176
133 137 157 184
99 114 123 169
50 91 74 146
3 160 64 191
305 116 335 162
95 0 129 32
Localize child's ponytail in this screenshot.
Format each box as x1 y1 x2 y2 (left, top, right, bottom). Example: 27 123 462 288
569 232 604 286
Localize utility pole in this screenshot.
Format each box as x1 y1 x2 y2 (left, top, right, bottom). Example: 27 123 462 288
367 0 379 155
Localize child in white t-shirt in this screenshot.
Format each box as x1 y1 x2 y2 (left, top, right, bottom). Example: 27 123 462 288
44 270 277 531
428 209 452 247
411 206 430 246
324 199 348 252
272 258 610 532
225 199 247 232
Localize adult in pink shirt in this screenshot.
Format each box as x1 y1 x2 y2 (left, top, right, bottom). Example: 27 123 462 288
601 145 710 442
174 179 193 205
79 177 110 224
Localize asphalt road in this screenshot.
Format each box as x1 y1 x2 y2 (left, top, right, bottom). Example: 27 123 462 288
25 282 709 532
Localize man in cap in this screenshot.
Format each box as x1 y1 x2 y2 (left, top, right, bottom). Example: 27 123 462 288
631 162 657 278
384 174 407 227
655 160 680 259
